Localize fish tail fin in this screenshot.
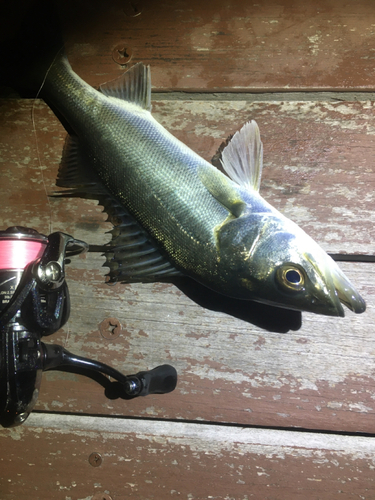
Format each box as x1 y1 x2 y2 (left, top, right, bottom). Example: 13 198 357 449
0 0 64 96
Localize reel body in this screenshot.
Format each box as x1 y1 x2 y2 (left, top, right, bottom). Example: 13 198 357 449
0 227 177 427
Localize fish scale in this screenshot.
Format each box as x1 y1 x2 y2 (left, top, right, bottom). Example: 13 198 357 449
44 55 229 280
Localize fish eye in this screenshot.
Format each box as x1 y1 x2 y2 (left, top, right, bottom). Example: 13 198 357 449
276 264 305 292
285 269 302 284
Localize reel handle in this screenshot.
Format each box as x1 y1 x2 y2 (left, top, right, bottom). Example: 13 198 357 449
42 343 177 397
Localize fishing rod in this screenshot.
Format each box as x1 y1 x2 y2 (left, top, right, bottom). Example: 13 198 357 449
0 226 177 428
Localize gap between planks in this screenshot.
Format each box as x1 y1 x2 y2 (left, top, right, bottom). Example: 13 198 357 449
20 413 375 455
151 91 375 102
31 411 375 439
3 90 375 102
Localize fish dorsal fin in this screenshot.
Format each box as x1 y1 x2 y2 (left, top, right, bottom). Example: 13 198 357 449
56 134 181 283
220 120 263 192
100 62 152 111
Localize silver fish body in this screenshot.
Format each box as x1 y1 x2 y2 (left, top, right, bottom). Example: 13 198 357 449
42 54 365 317
45 57 229 276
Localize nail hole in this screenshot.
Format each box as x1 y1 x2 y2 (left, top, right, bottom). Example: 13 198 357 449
118 48 130 58
99 318 121 339
112 45 133 65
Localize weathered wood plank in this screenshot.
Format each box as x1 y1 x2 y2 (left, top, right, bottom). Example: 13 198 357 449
1 98 374 253
0 99 109 244
0 98 374 433
35 256 375 433
1 414 375 500
58 0 375 91
1 3 374 497
2 0 375 93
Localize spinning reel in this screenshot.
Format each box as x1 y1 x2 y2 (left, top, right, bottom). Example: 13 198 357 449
0 227 177 428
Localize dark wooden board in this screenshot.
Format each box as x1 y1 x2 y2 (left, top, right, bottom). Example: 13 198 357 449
59 0 375 92
1 414 375 500
2 0 375 93
1 2 375 498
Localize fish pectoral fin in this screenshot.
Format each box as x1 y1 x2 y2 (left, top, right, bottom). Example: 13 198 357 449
219 120 263 193
198 164 247 217
100 63 152 111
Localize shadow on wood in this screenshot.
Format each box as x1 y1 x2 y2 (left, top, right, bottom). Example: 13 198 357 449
172 277 302 333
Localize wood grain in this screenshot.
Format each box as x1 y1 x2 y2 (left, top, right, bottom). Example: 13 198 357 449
1 1 375 497
58 0 375 92
35 256 375 433
0 98 373 434
1 98 374 253
1 414 375 500
2 0 375 93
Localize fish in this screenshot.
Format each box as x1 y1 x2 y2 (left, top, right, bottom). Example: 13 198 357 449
33 51 364 318
0 5 358 320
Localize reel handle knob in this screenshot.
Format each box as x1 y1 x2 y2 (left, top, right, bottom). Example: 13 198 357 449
125 365 178 397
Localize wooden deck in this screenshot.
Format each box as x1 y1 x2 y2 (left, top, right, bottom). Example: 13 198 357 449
1 1 375 499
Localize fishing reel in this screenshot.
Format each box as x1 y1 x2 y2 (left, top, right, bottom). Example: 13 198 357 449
0 227 177 428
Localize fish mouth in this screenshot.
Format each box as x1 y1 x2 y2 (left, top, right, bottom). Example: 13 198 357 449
303 250 366 317
331 266 366 316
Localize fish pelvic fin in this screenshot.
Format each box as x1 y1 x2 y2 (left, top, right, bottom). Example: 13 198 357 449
100 63 152 112
220 120 263 192
56 135 181 283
